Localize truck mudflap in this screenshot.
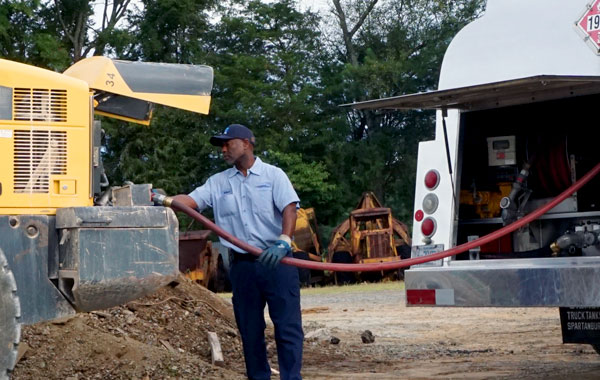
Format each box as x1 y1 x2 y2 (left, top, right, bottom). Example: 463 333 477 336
405 257 600 307
55 206 179 312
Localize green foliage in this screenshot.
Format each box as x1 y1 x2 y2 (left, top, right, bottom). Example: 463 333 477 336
31 33 71 70
131 0 217 62
0 0 39 62
100 107 223 195
261 149 337 211
318 0 483 226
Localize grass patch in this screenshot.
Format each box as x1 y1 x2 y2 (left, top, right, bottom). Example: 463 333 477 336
301 280 405 296
217 280 405 299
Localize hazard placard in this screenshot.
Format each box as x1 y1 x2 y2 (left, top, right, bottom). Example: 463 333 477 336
576 0 600 54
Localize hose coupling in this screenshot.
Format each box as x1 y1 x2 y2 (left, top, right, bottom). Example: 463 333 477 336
151 192 173 207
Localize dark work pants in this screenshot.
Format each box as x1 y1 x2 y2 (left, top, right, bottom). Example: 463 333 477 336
229 251 303 380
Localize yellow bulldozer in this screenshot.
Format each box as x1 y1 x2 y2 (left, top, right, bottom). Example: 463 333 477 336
0 56 213 376
291 208 325 287
328 192 412 283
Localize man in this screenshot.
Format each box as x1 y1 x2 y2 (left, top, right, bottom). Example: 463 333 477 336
173 124 303 380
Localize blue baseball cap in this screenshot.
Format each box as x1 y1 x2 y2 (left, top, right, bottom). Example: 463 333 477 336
210 124 256 146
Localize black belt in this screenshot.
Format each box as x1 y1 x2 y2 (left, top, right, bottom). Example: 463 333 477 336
229 249 258 261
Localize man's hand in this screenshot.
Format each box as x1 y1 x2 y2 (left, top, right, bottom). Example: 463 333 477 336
258 235 292 270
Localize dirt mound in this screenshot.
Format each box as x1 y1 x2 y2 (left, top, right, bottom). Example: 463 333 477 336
12 276 249 379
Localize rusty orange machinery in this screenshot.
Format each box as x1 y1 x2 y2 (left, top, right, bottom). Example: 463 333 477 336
292 208 323 262
178 230 217 288
328 192 412 265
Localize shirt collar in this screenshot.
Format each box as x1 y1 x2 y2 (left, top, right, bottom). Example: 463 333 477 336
248 156 264 176
227 156 263 178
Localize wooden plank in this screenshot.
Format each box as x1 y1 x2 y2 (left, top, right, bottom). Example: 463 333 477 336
207 331 224 366
159 339 177 354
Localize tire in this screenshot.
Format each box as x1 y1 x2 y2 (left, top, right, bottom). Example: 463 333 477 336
331 251 356 285
591 344 600 355
212 255 231 293
361 271 383 283
293 251 312 288
0 250 21 380
396 245 412 280
397 245 412 260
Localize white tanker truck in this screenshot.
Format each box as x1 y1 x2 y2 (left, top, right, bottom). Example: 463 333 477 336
349 0 600 351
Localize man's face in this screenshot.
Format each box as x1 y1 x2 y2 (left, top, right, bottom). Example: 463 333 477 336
221 138 248 165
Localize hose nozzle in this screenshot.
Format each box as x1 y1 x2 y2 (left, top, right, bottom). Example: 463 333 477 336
151 192 173 207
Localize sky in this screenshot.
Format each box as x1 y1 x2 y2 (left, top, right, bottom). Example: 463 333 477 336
92 0 332 28
296 0 331 14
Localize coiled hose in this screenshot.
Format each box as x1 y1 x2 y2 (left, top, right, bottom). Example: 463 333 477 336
158 161 600 272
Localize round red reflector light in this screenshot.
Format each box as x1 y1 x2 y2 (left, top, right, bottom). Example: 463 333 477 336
421 217 436 237
424 170 440 190
415 209 424 222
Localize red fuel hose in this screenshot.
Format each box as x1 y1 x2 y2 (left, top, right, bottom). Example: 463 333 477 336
168 161 600 272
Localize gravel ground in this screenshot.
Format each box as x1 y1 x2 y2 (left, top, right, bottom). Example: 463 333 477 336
294 283 600 379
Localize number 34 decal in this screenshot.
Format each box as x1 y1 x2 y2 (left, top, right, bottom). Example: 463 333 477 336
105 72 116 87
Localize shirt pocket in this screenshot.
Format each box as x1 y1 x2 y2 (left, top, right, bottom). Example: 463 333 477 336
252 183 274 217
216 192 237 217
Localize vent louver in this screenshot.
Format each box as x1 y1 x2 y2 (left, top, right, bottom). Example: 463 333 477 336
14 130 67 193
13 88 67 122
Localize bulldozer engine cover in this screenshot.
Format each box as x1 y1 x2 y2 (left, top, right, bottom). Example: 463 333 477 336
55 206 179 312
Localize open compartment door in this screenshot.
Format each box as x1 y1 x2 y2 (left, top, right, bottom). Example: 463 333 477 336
64 56 213 125
343 75 600 112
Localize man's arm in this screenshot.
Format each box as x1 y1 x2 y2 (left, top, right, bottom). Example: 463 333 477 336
281 202 298 241
258 202 297 269
172 194 199 209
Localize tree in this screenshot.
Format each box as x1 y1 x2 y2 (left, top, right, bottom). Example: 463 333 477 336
103 0 343 222
0 0 137 69
319 0 484 225
128 0 216 63
0 0 71 70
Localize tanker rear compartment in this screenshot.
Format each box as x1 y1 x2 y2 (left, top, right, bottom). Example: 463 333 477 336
455 93 600 261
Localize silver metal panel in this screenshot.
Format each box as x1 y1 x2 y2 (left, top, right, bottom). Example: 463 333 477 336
56 206 169 228
0 216 75 325
405 257 600 307
0 86 11 120
113 60 213 95
57 206 179 312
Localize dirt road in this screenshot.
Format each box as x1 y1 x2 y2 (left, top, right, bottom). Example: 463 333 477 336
297 283 600 379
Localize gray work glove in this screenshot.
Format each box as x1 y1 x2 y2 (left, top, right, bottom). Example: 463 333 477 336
258 237 292 270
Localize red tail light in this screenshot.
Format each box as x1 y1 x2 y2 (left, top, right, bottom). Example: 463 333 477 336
424 170 440 190
414 209 424 222
421 217 436 237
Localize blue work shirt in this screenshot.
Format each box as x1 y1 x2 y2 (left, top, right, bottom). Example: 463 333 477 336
188 157 300 253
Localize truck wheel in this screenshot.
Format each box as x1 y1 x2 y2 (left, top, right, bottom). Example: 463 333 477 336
591 344 600 355
396 245 412 280
293 251 312 287
0 251 21 379
331 251 356 285
212 255 231 293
